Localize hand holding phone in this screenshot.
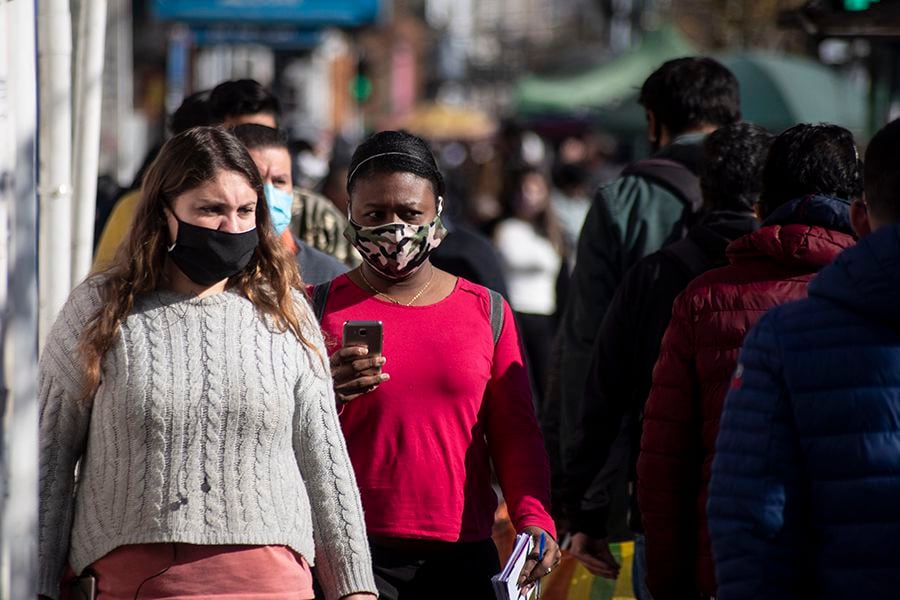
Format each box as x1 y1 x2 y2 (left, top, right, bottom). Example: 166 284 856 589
342 321 383 355
329 320 389 403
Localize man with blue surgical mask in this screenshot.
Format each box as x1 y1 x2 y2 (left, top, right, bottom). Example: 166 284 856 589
252 144 296 235
233 124 347 285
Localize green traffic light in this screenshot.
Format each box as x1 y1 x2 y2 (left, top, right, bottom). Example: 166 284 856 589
350 75 373 101
844 0 878 11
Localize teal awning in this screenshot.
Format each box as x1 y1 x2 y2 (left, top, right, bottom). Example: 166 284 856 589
515 27 696 115
722 52 866 134
515 32 867 135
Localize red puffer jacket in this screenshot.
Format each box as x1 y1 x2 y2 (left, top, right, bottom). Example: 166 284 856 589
636 218 855 599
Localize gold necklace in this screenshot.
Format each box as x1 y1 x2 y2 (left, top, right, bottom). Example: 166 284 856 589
359 265 435 306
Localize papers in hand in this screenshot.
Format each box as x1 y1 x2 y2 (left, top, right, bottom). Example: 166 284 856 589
492 532 537 600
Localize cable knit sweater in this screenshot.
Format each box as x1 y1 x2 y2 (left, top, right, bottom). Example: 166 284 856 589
38 281 376 600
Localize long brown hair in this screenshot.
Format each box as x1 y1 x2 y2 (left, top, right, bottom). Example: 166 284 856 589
499 165 565 255
79 126 312 400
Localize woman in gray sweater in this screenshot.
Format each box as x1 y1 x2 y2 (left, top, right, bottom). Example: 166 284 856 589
38 127 376 600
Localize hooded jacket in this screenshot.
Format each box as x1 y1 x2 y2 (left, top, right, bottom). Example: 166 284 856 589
708 222 900 600
562 210 758 539
550 133 706 533
636 195 856 599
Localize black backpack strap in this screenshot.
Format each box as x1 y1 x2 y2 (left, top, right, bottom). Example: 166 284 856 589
622 158 703 214
311 281 331 322
488 289 504 346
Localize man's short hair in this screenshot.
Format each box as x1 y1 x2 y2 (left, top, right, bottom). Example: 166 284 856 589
168 90 212 135
639 57 741 136
759 123 863 216
863 118 900 222
701 122 773 213
208 79 281 124
230 123 289 153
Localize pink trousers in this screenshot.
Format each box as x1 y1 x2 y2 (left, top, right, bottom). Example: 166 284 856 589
61 544 315 600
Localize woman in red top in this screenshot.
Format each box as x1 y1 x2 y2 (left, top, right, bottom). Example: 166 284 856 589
321 131 559 599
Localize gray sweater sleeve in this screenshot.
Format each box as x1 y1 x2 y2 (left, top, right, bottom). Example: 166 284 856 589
293 303 376 599
38 284 98 599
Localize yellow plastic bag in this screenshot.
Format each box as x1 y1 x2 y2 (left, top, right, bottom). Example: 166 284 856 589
493 503 636 600
541 544 635 600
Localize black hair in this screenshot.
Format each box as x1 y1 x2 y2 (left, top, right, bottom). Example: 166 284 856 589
759 123 863 215
230 123 289 153
130 90 214 189
346 130 445 198
498 164 564 254
500 163 544 215
289 139 314 155
701 122 773 212
208 79 281 124
863 118 900 222
168 90 213 135
552 162 589 194
639 57 741 137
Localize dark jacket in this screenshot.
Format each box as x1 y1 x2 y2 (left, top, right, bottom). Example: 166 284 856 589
432 216 509 299
552 134 706 531
709 223 900 600
295 237 348 285
637 195 856 599
562 211 758 539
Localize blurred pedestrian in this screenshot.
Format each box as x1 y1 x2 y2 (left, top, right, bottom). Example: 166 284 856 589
92 90 214 270
416 135 510 297
471 119 526 226
290 138 330 191
316 130 559 599
549 56 740 548
708 117 900 600
231 123 347 285
549 162 591 267
494 165 565 406
39 127 376 600
429 211 510 298
637 123 862 600
563 123 771 598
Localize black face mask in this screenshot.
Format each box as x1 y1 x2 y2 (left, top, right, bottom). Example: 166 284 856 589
167 216 259 286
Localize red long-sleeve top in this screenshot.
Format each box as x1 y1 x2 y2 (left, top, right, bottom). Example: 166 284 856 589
318 274 555 542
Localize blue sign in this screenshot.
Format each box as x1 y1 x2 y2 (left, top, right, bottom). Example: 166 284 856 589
190 26 323 49
153 0 381 26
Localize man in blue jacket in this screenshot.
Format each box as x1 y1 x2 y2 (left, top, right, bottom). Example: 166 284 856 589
708 118 900 599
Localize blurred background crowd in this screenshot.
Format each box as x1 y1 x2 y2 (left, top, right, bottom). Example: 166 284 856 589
87 0 899 421
92 0 891 252
3 0 900 597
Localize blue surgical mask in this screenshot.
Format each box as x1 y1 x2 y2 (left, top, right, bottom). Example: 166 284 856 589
264 183 293 235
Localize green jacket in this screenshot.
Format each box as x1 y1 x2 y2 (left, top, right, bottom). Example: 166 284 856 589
550 133 706 534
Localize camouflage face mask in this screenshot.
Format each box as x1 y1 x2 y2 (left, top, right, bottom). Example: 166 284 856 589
344 199 448 280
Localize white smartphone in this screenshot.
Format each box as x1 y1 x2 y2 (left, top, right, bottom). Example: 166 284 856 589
342 320 384 355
